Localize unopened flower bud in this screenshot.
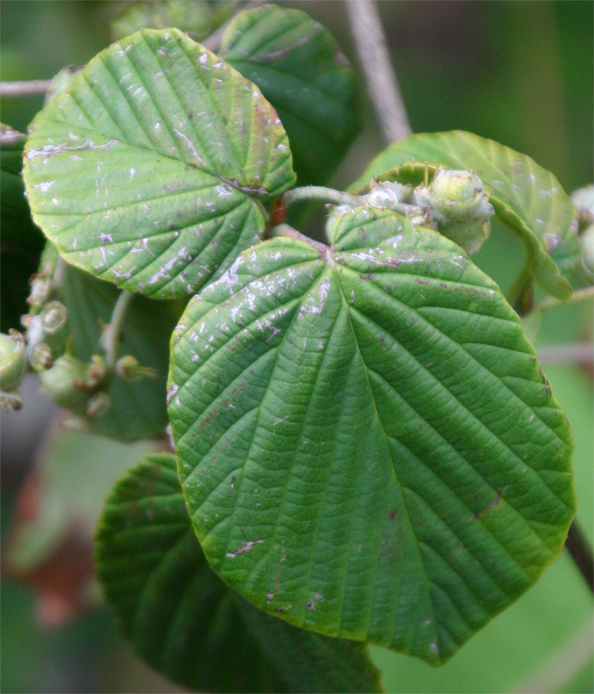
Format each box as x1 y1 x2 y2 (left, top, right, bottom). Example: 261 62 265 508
27 273 54 307
0 330 26 392
87 392 111 418
30 343 54 372
115 355 157 381
39 354 92 414
580 224 594 280
571 185 594 230
414 168 495 254
363 181 413 209
75 355 106 390
40 301 68 333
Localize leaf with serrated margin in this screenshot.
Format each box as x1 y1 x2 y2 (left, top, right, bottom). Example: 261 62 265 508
34 244 181 440
1 125 45 331
350 131 579 299
95 453 384 693
220 4 361 185
23 29 296 299
168 207 575 665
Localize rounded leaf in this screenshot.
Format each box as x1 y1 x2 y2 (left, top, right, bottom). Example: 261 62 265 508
23 29 296 299
168 207 575 664
95 453 384 693
220 4 361 185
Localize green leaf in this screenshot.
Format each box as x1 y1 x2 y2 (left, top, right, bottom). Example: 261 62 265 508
168 207 575 665
23 28 296 299
220 4 361 185
350 131 580 299
0 125 45 331
33 244 181 441
111 1 239 43
95 453 384 693
44 65 84 104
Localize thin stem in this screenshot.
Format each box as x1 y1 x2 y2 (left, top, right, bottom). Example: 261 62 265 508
104 290 134 370
535 285 594 313
0 80 52 97
505 264 532 304
271 223 329 255
345 0 411 144
284 186 360 208
565 519 594 593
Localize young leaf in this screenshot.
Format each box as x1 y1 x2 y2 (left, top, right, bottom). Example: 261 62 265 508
23 29 296 299
95 453 384 693
1 125 45 330
350 131 579 299
219 4 361 185
31 244 181 441
168 207 575 665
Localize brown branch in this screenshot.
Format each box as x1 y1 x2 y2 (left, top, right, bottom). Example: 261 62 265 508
345 0 411 144
0 80 53 97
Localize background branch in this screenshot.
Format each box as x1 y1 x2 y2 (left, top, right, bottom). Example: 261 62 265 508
0 80 52 97
346 0 411 144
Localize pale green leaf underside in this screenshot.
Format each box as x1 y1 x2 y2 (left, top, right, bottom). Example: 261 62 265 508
220 4 361 185
23 28 295 299
168 208 575 664
95 453 383 693
350 131 579 299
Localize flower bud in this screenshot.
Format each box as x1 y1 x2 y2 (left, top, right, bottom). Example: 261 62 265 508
0 330 26 392
30 343 54 372
580 224 594 280
414 168 494 254
75 355 106 390
27 274 54 307
40 301 68 333
39 354 92 414
571 185 594 230
115 355 157 381
363 181 413 210
87 392 111 418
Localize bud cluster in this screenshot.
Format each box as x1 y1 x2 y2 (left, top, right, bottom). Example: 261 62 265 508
360 169 495 254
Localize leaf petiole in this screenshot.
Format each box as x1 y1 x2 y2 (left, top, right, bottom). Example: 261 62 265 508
534 285 594 313
104 290 135 371
284 186 360 208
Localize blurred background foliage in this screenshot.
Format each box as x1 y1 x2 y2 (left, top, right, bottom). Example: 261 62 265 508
1 1 592 692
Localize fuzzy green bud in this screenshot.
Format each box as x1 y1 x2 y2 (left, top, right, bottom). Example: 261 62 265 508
40 301 68 333
30 343 54 372
363 181 413 209
0 330 26 393
571 185 594 230
580 224 594 280
115 355 157 381
39 354 92 415
27 273 54 308
414 168 494 254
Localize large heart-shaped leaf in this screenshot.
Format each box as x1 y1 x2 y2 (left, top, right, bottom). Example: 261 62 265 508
350 131 579 299
1 125 45 330
168 207 575 664
95 453 384 693
33 244 181 440
220 4 361 185
23 29 295 299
